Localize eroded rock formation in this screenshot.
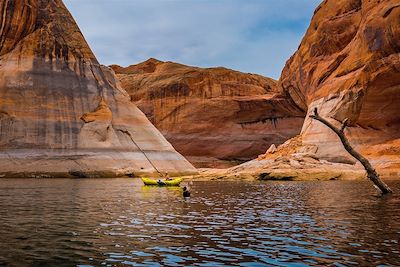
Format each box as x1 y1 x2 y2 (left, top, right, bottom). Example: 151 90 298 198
279 0 400 171
0 0 196 177
216 0 400 179
111 59 305 167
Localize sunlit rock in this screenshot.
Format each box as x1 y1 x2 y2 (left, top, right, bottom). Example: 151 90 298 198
279 0 400 170
0 0 196 177
111 59 305 168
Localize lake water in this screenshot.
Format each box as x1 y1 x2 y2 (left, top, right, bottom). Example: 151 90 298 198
0 179 399 266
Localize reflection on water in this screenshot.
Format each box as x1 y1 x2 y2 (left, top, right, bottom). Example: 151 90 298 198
0 179 399 266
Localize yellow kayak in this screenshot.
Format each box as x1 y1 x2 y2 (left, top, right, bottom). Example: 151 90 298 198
141 177 183 186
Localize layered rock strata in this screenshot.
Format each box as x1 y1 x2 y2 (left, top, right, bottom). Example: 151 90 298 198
213 0 400 179
280 0 400 171
112 59 305 168
0 0 196 177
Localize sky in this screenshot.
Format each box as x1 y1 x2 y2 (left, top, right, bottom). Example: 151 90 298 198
63 0 321 79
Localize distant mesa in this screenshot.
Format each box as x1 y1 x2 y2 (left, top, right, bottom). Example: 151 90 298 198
0 0 196 177
111 59 305 168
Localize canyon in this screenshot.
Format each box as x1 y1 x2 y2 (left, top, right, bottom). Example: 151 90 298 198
113 0 399 178
0 0 398 180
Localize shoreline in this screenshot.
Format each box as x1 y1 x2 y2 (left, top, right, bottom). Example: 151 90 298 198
183 168 400 182
0 166 398 181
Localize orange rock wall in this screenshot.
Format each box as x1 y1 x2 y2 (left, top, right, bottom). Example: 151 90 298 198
0 0 196 177
112 59 305 167
279 0 400 169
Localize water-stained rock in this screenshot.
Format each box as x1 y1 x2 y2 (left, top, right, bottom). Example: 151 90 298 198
111 59 305 167
279 0 400 170
214 0 400 179
0 0 196 177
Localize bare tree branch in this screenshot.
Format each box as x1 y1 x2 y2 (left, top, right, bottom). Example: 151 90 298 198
309 108 392 195
340 118 349 132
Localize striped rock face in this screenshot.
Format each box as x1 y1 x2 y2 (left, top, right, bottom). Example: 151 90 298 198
0 0 196 177
279 0 400 170
111 59 305 168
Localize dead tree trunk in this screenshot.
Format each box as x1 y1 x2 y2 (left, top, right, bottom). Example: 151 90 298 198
309 108 392 195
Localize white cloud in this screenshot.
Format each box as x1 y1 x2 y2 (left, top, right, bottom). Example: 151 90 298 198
64 0 321 79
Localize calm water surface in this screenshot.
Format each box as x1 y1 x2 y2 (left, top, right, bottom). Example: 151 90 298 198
0 179 399 266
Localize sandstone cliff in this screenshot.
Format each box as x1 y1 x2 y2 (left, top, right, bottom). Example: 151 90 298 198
280 0 400 171
111 59 305 168
0 0 196 177
211 0 400 180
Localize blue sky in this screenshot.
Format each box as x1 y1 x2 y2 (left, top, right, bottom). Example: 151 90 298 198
63 0 321 79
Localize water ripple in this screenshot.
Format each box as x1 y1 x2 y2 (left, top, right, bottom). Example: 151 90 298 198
0 179 399 266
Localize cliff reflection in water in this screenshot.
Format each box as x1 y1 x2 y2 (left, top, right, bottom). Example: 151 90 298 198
0 179 399 266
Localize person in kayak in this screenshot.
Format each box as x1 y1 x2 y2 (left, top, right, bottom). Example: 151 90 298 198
157 180 166 186
164 172 172 181
183 186 191 198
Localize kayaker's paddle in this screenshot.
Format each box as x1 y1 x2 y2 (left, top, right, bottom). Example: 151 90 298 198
119 128 163 177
